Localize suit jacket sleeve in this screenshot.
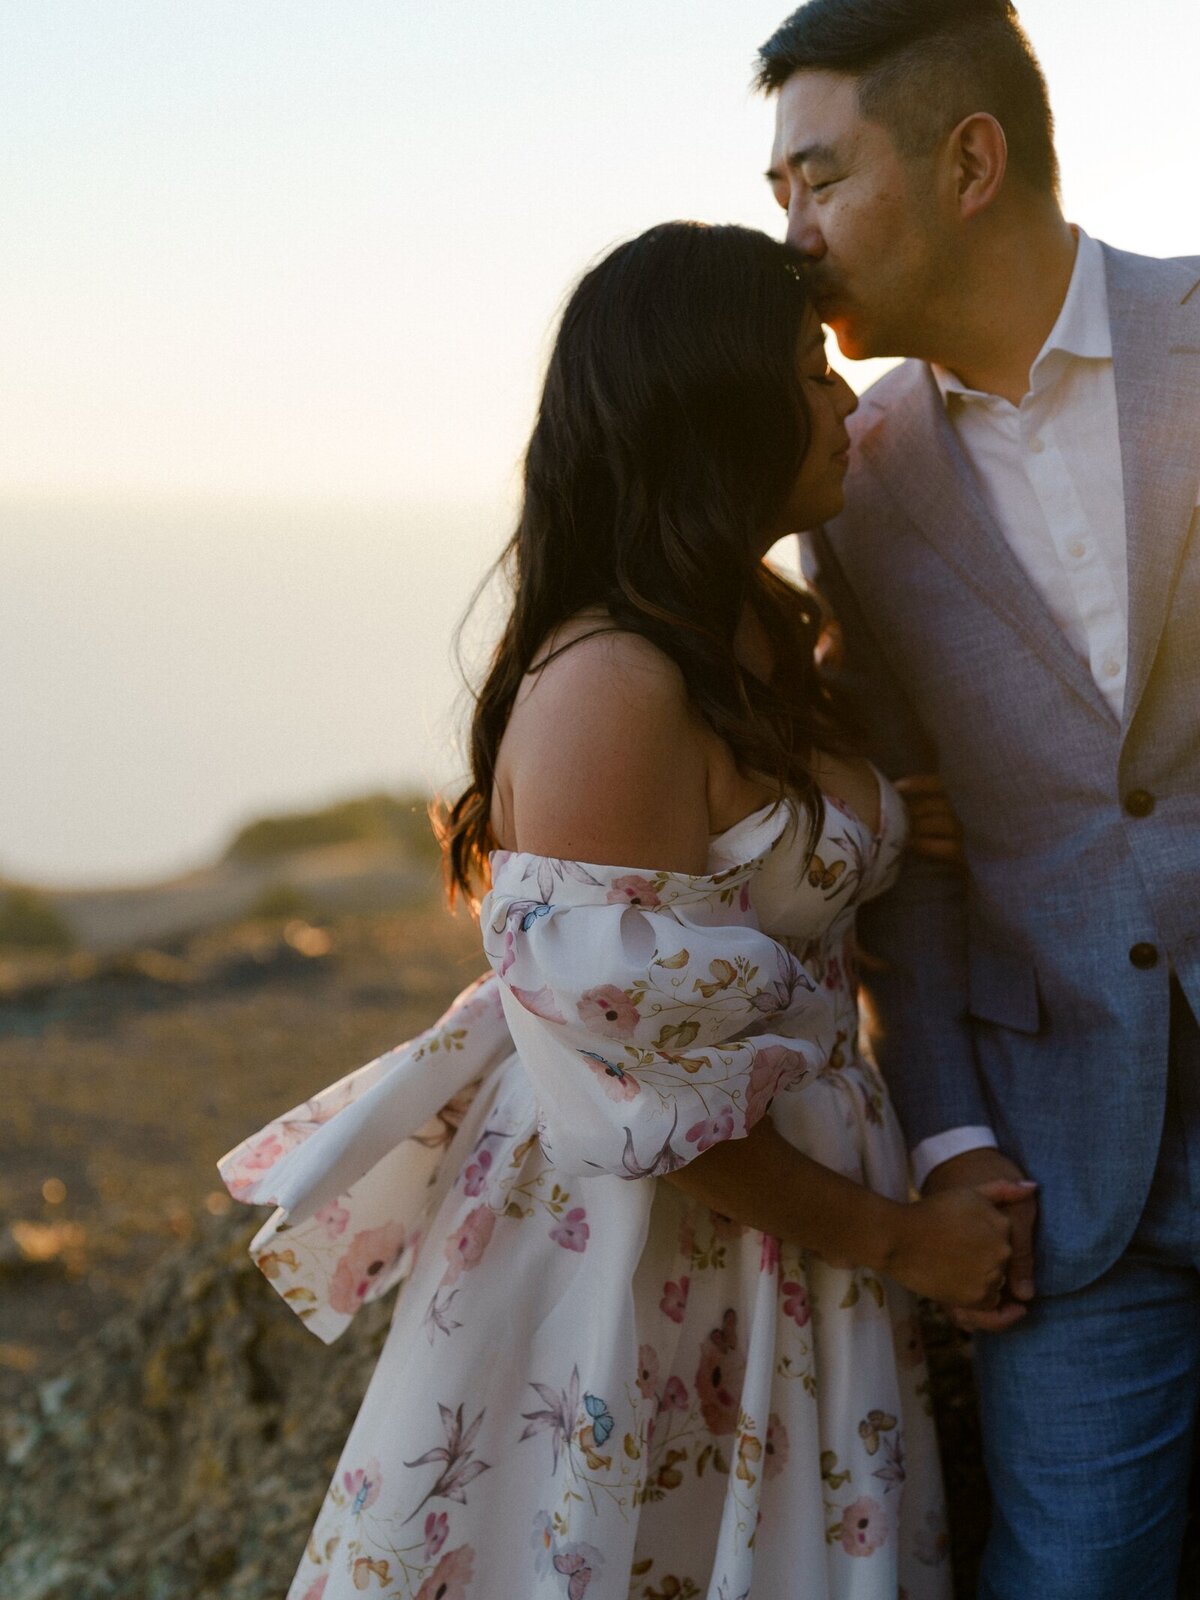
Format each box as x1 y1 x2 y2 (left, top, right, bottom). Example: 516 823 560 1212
804 527 994 1146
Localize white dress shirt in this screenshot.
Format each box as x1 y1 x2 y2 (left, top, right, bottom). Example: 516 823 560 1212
911 228 1129 1188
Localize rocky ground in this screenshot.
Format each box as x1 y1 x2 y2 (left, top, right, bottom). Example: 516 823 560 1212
1 903 1195 1598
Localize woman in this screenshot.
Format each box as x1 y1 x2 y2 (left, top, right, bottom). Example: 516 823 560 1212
221 222 1025 1600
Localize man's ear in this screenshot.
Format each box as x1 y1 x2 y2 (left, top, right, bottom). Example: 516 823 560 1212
943 112 1008 221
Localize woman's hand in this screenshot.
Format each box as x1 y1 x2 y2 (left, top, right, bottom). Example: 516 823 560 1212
880 1179 1036 1310
895 773 964 864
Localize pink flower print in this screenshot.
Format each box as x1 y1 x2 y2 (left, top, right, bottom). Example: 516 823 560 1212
894 1315 925 1369
462 1147 493 1197
343 1457 382 1515
764 1413 789 1479
550 1206 590 1253
511 983 567 1023
581 1049 641 1101
659 1375 688 1412
685 1107 736 1154
739 883 752 913
694 1308 746 1435
576 985 641 1038
442 1205 496 1284
605 874 661 909
840 1496 889 1557
746 1044 806 1125
242 1130 286 1173
499 929 517 976
414 1545 474 1600
824 954 845 991
329 1223 407 1315
759 1233 781 1274
300 1578 328 1600
660 1276 690 1323
315 1199 350 1238
782 1279 811 1328
225 1128 288 1195
636 1343 660 1399
423 1510 449 1562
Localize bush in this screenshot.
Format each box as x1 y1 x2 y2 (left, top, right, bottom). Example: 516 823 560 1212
246 882 318 922
224 792 440 866
0 887 76 951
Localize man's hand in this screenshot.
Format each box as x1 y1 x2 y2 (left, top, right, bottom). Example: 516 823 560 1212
922 1147 1038 1331
895 773 965 864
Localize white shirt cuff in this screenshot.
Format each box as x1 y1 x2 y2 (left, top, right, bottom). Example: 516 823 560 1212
910 1126 998 1190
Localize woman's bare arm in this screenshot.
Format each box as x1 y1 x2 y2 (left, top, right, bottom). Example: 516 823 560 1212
666 1117 1029 1310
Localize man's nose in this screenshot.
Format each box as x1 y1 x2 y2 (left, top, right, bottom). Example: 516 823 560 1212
786 201 826 261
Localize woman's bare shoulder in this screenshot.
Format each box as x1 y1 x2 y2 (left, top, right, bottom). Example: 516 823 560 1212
495 620 710 870
521 621 690 717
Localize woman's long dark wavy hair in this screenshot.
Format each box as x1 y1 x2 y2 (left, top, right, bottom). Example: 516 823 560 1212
443 220 850 903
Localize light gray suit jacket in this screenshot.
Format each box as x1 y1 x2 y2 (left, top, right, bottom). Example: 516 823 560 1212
808 243 1200 1295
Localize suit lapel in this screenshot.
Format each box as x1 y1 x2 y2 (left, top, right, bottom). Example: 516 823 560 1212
854 364 1115 724
1104 245 1200 735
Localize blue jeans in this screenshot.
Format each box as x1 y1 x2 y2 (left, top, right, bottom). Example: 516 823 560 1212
975 980 1200 1600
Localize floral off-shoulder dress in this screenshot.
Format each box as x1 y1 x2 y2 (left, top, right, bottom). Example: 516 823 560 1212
220 776 951 1600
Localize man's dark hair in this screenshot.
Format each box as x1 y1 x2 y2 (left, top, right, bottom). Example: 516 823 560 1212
756 0 1059 195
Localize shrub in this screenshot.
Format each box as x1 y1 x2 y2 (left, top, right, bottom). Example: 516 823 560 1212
224 792 439 866
0 888 76 951
246 883 317 922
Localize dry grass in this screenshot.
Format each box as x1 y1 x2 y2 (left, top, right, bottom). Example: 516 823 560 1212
0 902 481 1403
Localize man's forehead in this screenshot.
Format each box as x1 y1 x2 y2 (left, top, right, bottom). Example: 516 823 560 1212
770 70 862 168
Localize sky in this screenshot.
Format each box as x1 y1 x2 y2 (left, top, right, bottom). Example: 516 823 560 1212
1 1 1197 884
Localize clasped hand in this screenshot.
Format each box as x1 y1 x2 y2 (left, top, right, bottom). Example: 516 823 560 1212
911 1149 1039 1331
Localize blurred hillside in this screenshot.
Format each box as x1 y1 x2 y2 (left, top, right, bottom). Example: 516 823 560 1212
0 791 442 958
0 791 476 1395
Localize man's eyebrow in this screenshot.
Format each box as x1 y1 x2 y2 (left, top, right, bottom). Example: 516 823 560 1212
764 142 839 182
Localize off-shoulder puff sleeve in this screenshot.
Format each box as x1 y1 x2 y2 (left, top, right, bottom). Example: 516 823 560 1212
481 834 836 1180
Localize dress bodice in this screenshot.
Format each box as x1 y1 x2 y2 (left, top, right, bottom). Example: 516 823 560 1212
707 768 908 1085
709 766 906 938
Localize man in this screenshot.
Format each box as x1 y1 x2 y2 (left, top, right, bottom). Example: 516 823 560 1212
756 1 1200 1595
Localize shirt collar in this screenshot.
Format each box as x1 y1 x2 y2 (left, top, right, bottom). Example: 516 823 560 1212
932 227 1112 406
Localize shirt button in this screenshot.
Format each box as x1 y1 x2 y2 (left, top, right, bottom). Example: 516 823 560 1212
1125 789 1156 818
1129 942 1159 970
1069 539 1087 559
1103 657 1121 678
1029 436 1046 454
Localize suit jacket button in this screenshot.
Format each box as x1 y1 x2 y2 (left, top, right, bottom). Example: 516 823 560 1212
1125 789 1156 818
1129 942 1159 969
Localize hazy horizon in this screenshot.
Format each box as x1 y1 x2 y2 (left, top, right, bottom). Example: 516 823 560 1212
2 490 511 887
